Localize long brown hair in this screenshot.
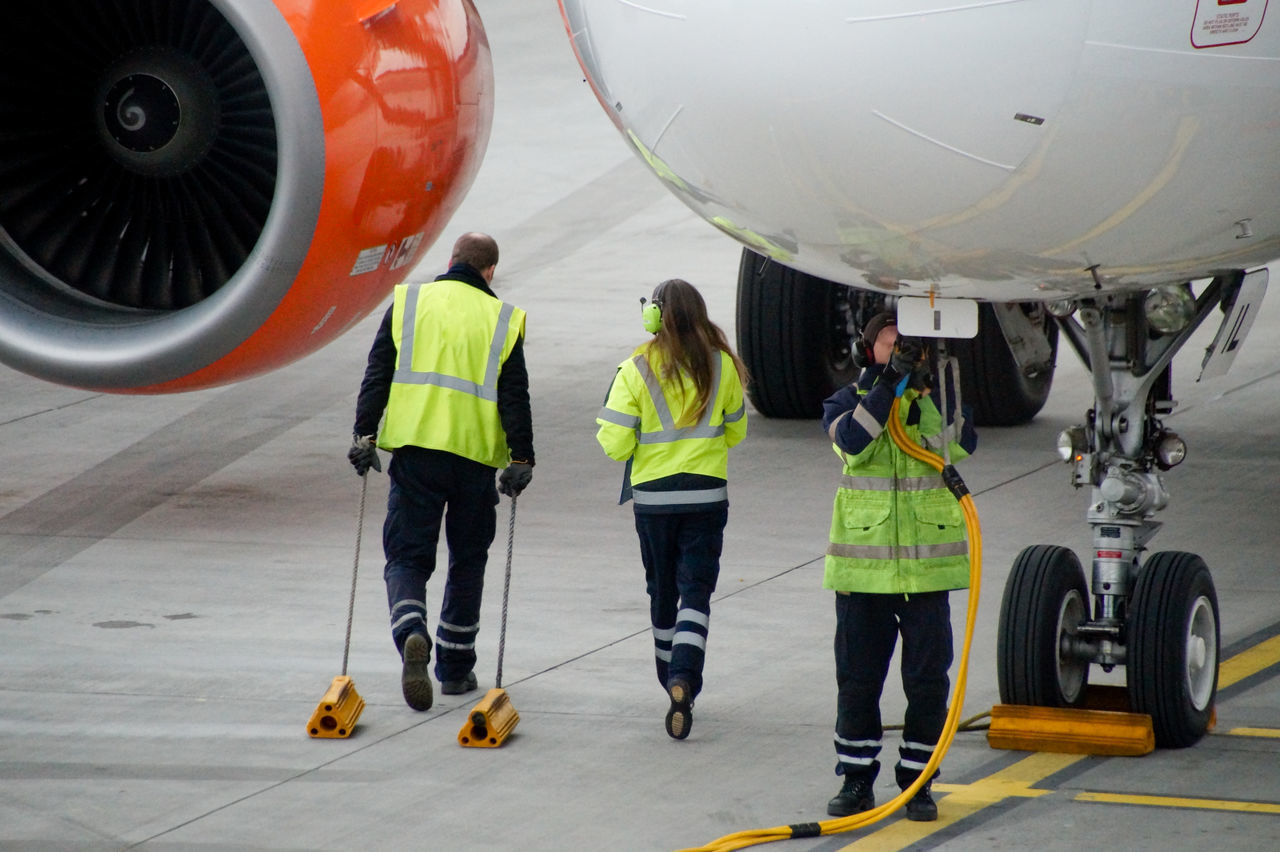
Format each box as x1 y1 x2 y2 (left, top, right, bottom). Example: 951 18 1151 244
643 279 749 426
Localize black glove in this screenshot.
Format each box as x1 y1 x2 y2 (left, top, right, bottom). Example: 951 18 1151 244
347 434 382 476
498 461 533 496
891 337 933 392
889 336 924 376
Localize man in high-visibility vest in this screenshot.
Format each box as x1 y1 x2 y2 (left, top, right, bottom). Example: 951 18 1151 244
820 312 976 821
348 232 534 712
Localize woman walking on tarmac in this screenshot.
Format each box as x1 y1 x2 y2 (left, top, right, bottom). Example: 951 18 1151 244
596 278 749 740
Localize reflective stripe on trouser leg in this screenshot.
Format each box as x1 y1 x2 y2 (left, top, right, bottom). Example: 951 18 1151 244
834 734 882 779
897 740 939 786
670 606 709 694
652 625 674 687
388 597 428 655
435 617 479 680
635 507 727 698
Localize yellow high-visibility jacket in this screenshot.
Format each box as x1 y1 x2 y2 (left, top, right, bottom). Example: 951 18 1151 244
596 345 747 510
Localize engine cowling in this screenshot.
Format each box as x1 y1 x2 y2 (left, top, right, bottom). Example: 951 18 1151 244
0 0 492 392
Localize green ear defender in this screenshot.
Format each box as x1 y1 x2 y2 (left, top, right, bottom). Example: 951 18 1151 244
641 297 663 333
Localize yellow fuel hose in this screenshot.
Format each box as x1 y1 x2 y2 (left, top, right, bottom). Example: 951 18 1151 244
679 396 983 852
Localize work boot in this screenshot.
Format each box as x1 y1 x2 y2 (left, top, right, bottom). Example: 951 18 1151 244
440 671 478 695
904 780 938 821
827 773 875 817
665 678 693 740
401 633 433 711
896 764 939 822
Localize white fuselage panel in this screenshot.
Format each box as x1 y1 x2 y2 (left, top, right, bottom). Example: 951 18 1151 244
560 0 1280 298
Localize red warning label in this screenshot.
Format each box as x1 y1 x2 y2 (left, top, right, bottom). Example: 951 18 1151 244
1191 0 1268 48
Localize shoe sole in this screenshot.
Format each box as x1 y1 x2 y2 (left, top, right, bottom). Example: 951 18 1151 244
826 799 874 818
401 634 433 711
665 680 692 740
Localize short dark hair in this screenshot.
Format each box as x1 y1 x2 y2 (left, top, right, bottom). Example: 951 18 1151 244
451 232 499 271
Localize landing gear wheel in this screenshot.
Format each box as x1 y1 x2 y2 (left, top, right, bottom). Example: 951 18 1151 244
1128 551 1219 748
951 303 1057 426
735 249 863 418
997 545 1090 707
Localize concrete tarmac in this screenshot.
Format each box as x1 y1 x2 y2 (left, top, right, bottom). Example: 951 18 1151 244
2 3 1279 850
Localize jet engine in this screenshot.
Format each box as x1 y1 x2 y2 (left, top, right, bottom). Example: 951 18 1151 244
0 0 492 392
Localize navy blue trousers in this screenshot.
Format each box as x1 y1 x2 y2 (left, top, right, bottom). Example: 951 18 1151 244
382 447 497 682
833 590 952 782
634 506 728 698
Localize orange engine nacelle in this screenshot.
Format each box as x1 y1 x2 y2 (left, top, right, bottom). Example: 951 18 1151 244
0 0 493 392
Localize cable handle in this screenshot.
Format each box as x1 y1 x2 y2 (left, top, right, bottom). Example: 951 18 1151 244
495 494 516 689
342 474 369 677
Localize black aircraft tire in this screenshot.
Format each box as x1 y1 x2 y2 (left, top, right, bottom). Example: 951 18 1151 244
951 303 1057 426
735 250 860 418
997 544 1090 707
1128 552 1219 748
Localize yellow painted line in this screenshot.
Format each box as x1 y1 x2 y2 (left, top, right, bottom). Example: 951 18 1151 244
1076 791 1280 815
830 635 1280 851
1227 727 1280 739
835 752 1083 849
1218 633 1280 688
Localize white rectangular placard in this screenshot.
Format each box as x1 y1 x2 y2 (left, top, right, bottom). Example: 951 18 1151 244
896 297 979 339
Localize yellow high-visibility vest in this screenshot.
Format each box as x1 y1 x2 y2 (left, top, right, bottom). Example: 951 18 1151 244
596 346 747 505
378 279 526 469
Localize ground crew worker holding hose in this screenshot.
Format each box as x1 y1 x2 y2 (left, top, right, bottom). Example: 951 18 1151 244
596 279 748 740
348 232 534 713
820 311 976 821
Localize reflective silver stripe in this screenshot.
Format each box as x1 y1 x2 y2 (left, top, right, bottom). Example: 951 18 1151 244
597 406 640 429
632 487 728 505
852 404 884 439
924 422 958 451
435 639 475 650
652 626 675 642
899 756 930 770
724 404 746 423
672 630 707 650
634 355 675 431
392 283 513 403
827 411 849 442
655 647 673 662
839 474 945 492
391 598 426 614
639 425 724 443
837 755 878 767
632 353 724 443
390 612 425 631
438 619 478 633
676 608 709 628
826 541 969 560
834 735 882 749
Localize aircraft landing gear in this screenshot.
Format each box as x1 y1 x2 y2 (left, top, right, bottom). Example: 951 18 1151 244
997 278 1235 748
734 249 1057 423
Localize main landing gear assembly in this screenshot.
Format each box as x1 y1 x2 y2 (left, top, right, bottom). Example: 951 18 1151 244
995 271 1268 749
735 249 1058 424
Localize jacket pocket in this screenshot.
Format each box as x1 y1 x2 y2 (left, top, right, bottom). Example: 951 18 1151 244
913 496 963 532
835 492 892 531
